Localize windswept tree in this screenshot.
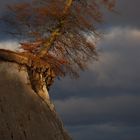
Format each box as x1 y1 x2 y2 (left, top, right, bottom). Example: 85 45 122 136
0 0 115 140
0 1 115 139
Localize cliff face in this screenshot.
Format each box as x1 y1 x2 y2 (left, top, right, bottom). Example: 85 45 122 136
0 62 71 140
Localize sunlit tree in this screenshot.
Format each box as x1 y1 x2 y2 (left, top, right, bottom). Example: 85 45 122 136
0 0 116 139
0 0 115 107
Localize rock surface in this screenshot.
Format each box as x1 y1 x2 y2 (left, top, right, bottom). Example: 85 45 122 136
0 62 71 140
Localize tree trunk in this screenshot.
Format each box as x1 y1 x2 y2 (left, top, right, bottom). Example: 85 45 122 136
0 61 71 140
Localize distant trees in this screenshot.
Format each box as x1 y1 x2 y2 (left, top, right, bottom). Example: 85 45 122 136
0 0 115 97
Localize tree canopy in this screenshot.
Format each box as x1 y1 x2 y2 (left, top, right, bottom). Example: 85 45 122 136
1 0 116 78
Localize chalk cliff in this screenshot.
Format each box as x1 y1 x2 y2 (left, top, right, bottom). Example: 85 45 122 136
0 62 71 140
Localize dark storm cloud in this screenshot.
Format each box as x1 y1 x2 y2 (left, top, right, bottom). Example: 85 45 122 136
0 0 28 40
67 124 140 140
103 0 140 28
51 27 140 139
55 96 140 140
55 95 140 126
51 27 140 99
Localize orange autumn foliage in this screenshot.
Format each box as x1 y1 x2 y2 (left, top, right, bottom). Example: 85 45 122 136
2 0 116 77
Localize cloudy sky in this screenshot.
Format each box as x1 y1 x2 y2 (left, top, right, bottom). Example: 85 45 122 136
0 0 140 140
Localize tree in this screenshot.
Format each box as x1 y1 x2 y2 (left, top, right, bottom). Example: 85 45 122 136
0 0 115 139
0 0 115 102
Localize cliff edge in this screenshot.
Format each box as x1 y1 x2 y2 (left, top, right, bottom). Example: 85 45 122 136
0 62 71 140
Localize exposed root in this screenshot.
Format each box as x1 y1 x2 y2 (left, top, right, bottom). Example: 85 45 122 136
0 49 56 110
